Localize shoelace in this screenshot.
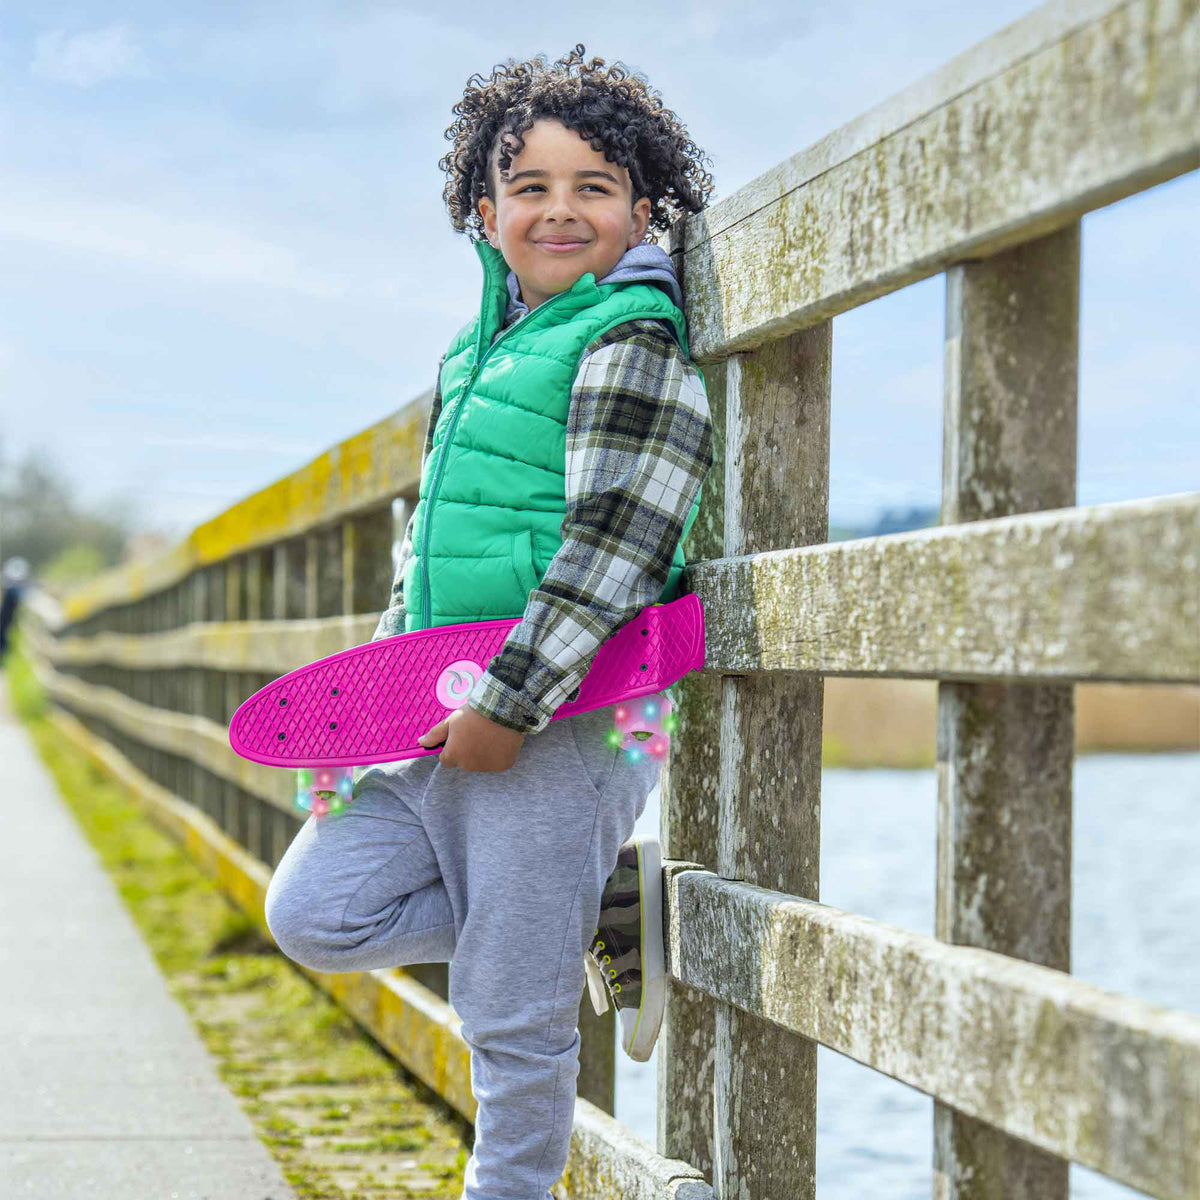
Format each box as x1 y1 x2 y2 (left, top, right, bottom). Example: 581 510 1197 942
584 929 622 1016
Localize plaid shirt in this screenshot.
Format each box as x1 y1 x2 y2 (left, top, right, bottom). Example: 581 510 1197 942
372 312 714 735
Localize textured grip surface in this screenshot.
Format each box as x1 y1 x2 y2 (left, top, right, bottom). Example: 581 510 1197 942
228 593 704 767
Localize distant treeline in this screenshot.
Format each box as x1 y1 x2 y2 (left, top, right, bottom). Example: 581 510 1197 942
830 504 939 542
0 444 132 587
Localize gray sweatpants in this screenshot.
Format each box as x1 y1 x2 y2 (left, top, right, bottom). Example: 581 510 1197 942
263 698 664 1200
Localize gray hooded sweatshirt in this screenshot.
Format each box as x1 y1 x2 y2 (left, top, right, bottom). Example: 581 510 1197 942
501 239 684 328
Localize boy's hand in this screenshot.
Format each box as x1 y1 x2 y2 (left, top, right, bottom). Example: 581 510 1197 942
418 705 526 772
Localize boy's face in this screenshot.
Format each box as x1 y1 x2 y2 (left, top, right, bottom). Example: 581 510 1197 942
477 117 652 313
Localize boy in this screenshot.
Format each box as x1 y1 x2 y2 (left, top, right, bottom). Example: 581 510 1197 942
265 44 715 1200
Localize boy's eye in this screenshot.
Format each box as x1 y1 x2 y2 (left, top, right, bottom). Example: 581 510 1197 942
517 184 607 194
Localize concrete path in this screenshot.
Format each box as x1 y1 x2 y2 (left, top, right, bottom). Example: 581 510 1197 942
0 681 295 1199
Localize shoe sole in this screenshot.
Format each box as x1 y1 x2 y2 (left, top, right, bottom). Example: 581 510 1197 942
624 835 666 1062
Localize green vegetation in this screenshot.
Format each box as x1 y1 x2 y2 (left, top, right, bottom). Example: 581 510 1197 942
5 636 470 1198
0 445 135 581
38 542 112 589
6 635 48 723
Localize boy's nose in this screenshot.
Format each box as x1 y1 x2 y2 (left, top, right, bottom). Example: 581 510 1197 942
542 192 582 220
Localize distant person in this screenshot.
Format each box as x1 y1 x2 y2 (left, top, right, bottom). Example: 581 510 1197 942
0 557 30 666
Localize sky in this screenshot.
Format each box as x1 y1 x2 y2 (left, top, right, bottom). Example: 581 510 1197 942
0 0 1195 541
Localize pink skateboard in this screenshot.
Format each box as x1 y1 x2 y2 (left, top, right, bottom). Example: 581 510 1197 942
228 593 705 771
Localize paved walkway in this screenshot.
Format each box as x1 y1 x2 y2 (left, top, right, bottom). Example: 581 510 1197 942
0 682 295 1199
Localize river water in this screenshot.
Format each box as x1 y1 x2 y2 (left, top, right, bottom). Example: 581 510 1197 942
614 750 1200 1198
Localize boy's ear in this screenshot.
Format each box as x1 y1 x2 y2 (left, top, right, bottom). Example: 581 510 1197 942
631 195 652 243
478 195 498 242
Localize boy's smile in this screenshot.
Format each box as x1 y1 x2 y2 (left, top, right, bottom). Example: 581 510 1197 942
477 117 651 312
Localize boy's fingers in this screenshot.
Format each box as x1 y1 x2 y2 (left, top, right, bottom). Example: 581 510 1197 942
419 720 446 746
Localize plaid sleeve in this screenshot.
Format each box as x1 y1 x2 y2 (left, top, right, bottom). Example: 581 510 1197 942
371 355 444 642
467 318 714 734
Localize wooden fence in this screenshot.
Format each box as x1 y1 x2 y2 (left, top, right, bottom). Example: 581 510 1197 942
20 0 1200 1195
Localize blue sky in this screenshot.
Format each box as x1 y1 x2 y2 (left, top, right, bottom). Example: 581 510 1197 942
1 1 1195 540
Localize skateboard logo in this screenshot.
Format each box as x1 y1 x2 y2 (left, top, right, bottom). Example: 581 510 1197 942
436 659 485 710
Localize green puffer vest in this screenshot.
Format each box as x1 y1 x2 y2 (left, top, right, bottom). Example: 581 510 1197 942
401 237 706 633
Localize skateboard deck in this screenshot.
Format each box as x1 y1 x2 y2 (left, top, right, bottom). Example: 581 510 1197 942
228 593 705 769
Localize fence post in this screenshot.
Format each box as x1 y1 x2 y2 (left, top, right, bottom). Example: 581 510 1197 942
935 223 1080 1198
224 556 242 623
713 325 830 1199
190 571 207 731
273 542 289 619
191 570 207 628
342 508 395 616
341 517 357 618
575 996 616 1116
658 356 726 1176
305 532 320 619
245 550 263 620
316 524 342 617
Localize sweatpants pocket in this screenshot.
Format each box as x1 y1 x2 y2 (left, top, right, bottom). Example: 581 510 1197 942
565 704 622 800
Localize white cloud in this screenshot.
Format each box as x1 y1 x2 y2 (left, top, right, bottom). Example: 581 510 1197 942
31 26 151 88
0 193 348 296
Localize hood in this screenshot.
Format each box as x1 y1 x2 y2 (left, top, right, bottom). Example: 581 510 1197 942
503 239 684 325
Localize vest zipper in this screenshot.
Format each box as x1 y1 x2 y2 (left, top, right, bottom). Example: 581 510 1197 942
418 287 578 630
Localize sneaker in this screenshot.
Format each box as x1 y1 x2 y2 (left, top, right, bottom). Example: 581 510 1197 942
583 835 666 1062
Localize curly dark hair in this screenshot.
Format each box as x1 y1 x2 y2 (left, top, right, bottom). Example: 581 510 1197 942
438 43 715 245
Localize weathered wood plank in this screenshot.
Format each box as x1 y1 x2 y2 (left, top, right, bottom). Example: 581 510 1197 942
686 492 1199 683
559 1101 713 1200
42 615 379 673
936 223 1081 1196
672 0 1199 359
38 494 1200 684
665 865 1200 1200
